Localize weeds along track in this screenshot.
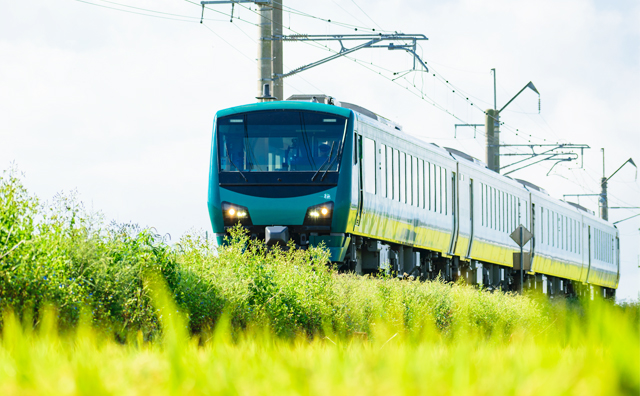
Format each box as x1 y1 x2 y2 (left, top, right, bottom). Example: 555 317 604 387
1 167 546 338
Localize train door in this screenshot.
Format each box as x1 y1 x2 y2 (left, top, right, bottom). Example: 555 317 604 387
355 133 364 227
465 178 474 258
585 225 592 283
616 235 620 287
447 167 459 256
531 202 536 259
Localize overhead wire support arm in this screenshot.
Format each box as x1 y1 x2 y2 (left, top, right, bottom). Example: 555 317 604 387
274 33 429 80
499 143 590 176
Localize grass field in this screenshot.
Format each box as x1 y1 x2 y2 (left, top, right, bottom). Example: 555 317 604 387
1 168 639 395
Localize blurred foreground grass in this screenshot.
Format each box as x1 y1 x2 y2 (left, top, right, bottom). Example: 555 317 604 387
0 296 638 396
1 168 639 395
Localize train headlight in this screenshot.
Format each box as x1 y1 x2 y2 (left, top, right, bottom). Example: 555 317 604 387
303 202 333 227
222 202 253 226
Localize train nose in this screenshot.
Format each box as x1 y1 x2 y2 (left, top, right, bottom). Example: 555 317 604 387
265 226 290 246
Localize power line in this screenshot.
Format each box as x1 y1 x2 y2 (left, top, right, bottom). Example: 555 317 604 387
349 0 383 30
73 0 223 22
280 4 392 33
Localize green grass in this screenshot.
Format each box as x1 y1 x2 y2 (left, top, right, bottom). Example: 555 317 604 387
1 168 639 395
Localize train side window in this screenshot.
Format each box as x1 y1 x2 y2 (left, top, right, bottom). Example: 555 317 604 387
438 165 442 212
489 187 493 229
573 220 576 253
501 192 505 232
496 190 500 231
564 216 567 250
487 186 493 228
556 213 560 248
513 197 520 229
496 189 500 230
501 192 504 231
411 157 420 206
418 159 423 208
408 154 412 204
547 210 551 245
508 195 511 232
400 152 406 203
379 144 386 198
409 155 414 205
419 160 428 209
363 138 376 194
577 221 580 253
443 168 447 214
540 208 544 245
407 156 412 206
386 146 393 200
435 165 440 213
481 184 484 226
486 185 489 227
393 149 400 201
567 217 571 252
429 164 436 212
560 215 563 250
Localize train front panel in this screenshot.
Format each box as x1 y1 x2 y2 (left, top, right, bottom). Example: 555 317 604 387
207 101 356 262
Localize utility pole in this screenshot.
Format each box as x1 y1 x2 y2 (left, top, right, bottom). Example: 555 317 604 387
257 1 274 101
485 69 500 172
271 0 283 101
598 149 636 221
201 3 429 100
201 1 278 101
484 69 539 173
600 148 608 220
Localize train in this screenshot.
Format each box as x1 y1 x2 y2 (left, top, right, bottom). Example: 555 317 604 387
207 95 619 298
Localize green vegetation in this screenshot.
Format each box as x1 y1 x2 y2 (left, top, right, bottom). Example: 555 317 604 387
1 168 639 395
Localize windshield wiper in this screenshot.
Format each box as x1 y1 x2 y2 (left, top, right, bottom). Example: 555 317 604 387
311 141 335 182
320 147 340 181
224 142 248 182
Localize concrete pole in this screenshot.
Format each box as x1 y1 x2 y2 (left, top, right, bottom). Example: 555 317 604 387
271 0 283 101
485 109 500 172
599 178 608 221
257 2 273 101
599 148 608 221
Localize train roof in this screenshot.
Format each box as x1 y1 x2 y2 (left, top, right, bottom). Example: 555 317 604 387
286 94 404 131
215 99 353 119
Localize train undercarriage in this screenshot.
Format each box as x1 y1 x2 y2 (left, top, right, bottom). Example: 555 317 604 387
337 234 616 299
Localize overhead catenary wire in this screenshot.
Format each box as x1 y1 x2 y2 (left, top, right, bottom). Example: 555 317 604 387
73 0 226 22
86 0 576 172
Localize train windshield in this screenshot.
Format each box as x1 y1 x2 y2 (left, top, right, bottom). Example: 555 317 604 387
217 110 347 173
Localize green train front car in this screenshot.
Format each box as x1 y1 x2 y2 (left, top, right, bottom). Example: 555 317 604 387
207 101 355 262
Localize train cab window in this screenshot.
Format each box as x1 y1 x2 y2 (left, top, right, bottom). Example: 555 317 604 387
217 111 347 173
379 144 386 198
363 137 376 194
